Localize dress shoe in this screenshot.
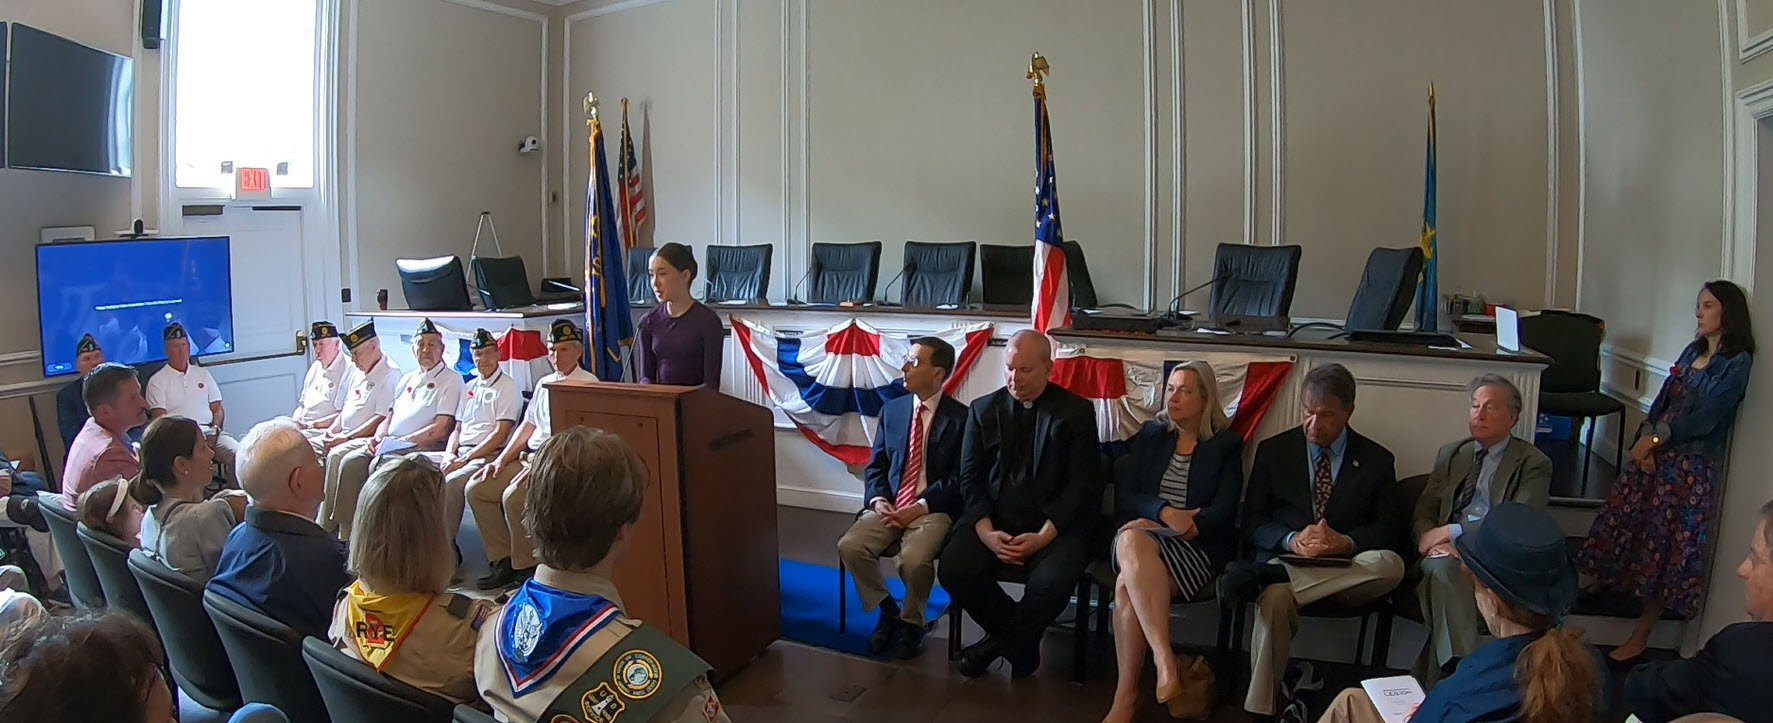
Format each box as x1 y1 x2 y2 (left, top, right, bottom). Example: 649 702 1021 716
867 604 901 655
475 557 517 590
1003 641 1040 678
892 622 926 660
957 637 1002 678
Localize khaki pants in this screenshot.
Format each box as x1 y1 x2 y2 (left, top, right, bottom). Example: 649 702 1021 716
465 459 532 569
1246 550 1406 715
418 453 486 537
209 432 240 489
1413 554 1481 686
835 511 952 626
1317 688 1386 723
317 438 373 539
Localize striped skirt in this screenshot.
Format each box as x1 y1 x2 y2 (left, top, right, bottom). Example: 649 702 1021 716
1113 528 1217 600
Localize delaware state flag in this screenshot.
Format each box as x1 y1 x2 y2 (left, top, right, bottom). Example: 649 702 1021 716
732 318 992 464
1049 347 1294 444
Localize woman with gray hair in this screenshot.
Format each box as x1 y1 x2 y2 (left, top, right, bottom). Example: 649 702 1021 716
327 455 496 707
1102 361 1246 722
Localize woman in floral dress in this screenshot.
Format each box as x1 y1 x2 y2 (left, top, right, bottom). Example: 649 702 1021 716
1578 279 1755 665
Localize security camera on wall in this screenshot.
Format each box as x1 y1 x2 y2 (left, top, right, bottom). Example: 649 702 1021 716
518 136 541 154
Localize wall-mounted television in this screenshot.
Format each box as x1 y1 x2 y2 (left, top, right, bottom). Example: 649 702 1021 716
6 23 134 176
37 237 235 377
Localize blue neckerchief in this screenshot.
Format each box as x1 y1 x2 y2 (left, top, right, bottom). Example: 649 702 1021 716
496 578 622 697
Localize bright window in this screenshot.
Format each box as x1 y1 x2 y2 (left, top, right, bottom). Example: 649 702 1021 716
172 0 320 190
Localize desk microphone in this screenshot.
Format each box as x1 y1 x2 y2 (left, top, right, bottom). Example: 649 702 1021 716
785 268 814 305
878 267 907 305
1167 272 1231 321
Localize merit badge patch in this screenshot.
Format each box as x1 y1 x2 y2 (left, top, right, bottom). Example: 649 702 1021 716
613 649 663 700
580 682 626 723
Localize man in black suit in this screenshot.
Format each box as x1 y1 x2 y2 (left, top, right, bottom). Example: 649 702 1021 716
836 336 969 659
1624 499 1773 722
939 330 1101 678
1220 363 1404 719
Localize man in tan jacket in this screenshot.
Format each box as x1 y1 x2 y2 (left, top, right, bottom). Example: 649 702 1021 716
475 426 728 723
1410 374 1553 686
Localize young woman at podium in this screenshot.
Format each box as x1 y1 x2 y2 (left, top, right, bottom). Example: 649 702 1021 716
636 243 724 390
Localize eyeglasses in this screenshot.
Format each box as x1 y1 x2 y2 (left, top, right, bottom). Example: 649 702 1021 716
902 354 923 368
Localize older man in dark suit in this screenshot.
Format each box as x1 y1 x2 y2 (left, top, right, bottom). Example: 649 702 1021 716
837 336 969 659
1221 363 1404 719
1411 374 1553 685
938 330 1101 679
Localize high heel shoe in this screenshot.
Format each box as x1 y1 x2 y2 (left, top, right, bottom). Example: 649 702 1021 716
1155 652 1191 719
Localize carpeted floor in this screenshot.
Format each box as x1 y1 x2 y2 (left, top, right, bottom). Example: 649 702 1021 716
778 558 951 657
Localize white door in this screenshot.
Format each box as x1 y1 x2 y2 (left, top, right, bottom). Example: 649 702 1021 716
166 205 323 437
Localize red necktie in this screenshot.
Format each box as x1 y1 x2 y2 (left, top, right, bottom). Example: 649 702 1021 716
1312 448 1334 519
896 402 926 510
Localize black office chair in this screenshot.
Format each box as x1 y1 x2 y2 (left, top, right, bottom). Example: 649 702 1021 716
302 637 456 723
76 523 155 629
129 550 243 711
470 255 535 310
704 244 773 303
808 241 884 303
979 244 1035 306
37 491 105 608
1345 247 1425 332
454 705 499 723
204 590 332 723
627 245 655 306
1063 240 1127 311
1209 243 1304 320
1518 310 1626 495
900 241 975 308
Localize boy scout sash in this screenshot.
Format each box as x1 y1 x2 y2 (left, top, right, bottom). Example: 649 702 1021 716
342 583 435 670
535 623 712 723
497 579 622 696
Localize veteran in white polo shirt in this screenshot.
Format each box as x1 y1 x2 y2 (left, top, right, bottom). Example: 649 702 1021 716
309 319 402 533
145 321 240 490
467 318 596 590
320 317 462 541
291 320 350 430
424 328 519 540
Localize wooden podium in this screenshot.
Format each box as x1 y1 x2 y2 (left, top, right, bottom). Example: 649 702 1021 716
546 380 780 679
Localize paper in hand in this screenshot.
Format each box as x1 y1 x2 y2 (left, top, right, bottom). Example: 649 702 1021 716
1359 675 1425 723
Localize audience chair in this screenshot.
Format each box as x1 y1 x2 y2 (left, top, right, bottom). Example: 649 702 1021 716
808 241 884 304
453 705 499 723
899 241 976 308
704 244 773 303
1518 310 1626 497
979 244 1036 306
77 522 156 629
37 491 105 608
302 637 456 723
1208 243 1304 320
204 590 332 723
1344 247 1425 331
627 245 654 306
129 550 243 712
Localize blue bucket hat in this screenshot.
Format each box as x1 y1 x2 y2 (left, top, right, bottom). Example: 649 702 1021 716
1452 502 1577 622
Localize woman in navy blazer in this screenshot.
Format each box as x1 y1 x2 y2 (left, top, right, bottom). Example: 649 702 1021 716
1103 362 1245 723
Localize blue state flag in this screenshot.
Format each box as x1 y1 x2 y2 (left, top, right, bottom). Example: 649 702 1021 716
584 108 635 380
1413 84 1438 332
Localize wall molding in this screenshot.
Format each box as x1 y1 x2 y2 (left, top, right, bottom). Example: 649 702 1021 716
1140 0 1159 310
1728 76 1773 292
1597 343 1672 412
1737 0 1773 61
1267 0 1284 245
1241 0 1257 247
1571 0 1589 307
1542 0 1560 306
0 351 42 369
776 482 861 514
1168 0 1185 302
1721 0 1747 289
0 378 64 402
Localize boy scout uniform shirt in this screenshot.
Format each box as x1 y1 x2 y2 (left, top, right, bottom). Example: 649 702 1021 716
524 368 598 451
295 352 351 424
145 363 224 426
386 362 466 438
457 370 520 448
337 355 402 431
474 566 729 723
329 585 499 707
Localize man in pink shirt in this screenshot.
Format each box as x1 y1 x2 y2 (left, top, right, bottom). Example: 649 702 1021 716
62 362 148 509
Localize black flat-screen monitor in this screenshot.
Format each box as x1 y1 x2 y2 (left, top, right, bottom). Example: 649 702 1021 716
37 237 235 377
397 256 473 311
6 24 134 176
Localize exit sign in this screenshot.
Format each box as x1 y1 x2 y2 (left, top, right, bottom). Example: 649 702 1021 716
235 167 272 200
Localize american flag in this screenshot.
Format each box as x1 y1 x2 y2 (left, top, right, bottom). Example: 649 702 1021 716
1031 79 1070 333
618 100 647 250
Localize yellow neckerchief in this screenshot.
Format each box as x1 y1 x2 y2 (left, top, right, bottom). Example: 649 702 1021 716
343 581 436 670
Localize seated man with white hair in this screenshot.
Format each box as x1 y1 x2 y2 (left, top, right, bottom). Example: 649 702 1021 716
207 418 352 639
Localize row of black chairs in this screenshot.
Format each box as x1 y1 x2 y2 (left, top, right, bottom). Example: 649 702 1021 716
34 493 493 723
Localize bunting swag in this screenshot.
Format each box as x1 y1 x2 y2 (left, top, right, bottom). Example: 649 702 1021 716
731 318 993 464
1049 347 1295 444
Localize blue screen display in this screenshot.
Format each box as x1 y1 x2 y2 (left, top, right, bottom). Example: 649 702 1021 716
37 237 234 377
